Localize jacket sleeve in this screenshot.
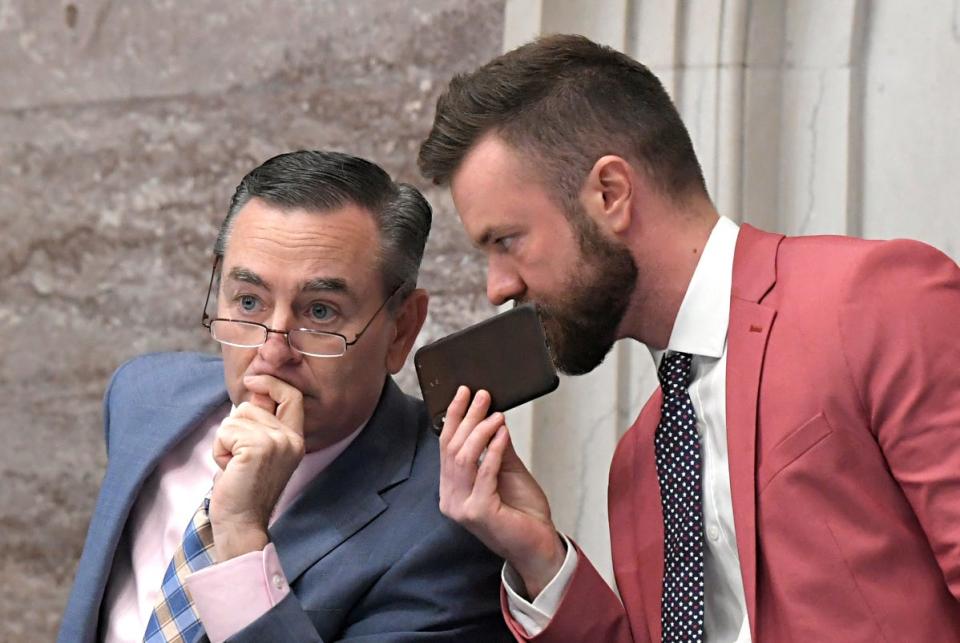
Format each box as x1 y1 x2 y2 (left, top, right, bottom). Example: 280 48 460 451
838 239 960 598
501 541 640 642
226 519 511 643
503 414 656 643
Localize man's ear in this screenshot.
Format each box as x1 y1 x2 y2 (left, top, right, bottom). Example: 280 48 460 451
580 155 634 235
386 288 429 374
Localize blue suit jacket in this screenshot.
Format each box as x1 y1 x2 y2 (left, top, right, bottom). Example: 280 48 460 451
58 352 510 642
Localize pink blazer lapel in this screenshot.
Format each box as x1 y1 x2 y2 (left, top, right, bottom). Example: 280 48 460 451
631 390 666 643
725 224 783 641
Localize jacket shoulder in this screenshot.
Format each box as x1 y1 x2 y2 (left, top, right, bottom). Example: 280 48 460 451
771 234 957 303
105 351 224 409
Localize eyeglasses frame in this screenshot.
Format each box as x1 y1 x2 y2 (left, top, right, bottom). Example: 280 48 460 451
200 256 405 358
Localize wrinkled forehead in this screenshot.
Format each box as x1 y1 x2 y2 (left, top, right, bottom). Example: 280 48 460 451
220 199 384 300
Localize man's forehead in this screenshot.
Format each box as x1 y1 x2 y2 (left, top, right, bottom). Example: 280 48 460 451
238 198 374 234
221 199 381 299
451 138 541 235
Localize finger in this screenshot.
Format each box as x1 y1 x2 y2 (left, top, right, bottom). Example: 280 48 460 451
231 401 285 429
244 374 305 436
444 411 504 513
213 422 242 470
473 424 510 498
455 412 505 474
214 417 262 461
214 417 301 469
247 392 277 414
440 386 471 449
445 389 491 456
464 389 492 425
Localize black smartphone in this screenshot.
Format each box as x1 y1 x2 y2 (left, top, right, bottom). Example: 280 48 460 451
414 304 560 431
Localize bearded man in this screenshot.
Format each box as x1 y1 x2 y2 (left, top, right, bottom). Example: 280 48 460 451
417 34 960 643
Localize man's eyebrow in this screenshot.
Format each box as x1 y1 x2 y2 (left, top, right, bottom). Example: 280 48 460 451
226 267 269 289
475 225 513 249
224 269 352 298
302 277 350 295
475 229 492 248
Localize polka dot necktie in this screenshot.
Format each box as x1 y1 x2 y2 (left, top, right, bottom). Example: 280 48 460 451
143 493 216 643
654 351 705 642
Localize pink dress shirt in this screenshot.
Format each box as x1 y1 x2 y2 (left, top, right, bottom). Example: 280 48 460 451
102 402 364 643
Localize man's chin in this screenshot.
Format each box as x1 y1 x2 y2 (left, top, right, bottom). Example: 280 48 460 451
551 340 616 376
540 313 617 376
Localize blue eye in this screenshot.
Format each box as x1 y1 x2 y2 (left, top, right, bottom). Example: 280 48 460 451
239 295 259 312
310 303 332 321
495 236 516 252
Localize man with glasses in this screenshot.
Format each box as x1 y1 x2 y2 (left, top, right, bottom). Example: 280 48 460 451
59 150 511 642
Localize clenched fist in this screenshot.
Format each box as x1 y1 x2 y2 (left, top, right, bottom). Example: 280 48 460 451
209 373 305 561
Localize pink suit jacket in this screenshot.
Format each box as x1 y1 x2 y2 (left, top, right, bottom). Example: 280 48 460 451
504 225 960 642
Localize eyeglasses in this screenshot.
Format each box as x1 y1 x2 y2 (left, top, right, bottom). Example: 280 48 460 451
200 257 404 358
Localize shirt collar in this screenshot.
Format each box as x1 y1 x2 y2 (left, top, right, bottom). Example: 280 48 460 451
280 419 366 507
651 216 740 365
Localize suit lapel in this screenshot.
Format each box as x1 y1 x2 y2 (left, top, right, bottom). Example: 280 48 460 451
270 378 418 584
107 390 228 538
69 355 228 642
725 225 782 640
628 390 667 643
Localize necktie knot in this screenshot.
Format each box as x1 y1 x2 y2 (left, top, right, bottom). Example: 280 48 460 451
658 351 693 391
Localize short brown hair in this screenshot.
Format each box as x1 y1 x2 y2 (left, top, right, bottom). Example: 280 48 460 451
418 34 706 208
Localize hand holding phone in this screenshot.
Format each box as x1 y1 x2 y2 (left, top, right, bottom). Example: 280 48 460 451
417 306 566 597
437 385 567 599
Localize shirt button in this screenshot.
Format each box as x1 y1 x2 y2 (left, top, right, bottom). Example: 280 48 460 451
272 573 285 590
707 524 720 542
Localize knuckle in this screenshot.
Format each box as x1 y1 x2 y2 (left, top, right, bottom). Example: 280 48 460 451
216 421 235 437
462 505 484 525
288 435 305 455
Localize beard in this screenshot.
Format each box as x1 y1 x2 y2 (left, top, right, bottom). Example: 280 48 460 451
533 213 638 376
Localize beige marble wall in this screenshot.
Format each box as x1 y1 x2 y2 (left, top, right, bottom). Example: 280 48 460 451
0 1 504 638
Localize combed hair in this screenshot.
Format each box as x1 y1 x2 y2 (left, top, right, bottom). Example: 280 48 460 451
418 34 706 209
215 150 432 305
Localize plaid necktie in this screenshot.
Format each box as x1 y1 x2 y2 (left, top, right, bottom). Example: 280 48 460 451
654 351 705 642
143 493 216 643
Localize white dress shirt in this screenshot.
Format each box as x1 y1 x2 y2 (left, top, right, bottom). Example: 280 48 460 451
505 216 751 643
102 403 364 642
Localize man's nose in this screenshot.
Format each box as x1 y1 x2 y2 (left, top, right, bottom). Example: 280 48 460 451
486 260 525 306
257 313 302 365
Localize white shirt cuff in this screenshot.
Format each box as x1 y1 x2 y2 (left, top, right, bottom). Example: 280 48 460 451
183 542 290 643
502 533 579 636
